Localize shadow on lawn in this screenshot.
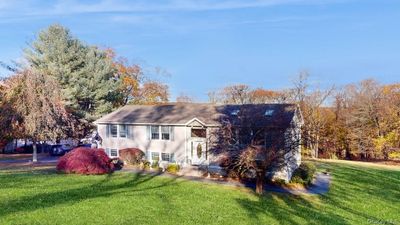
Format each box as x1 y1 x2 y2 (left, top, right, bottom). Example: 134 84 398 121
236 162 400 225
1 162 399 224
236 193 349 225
0 171 184 218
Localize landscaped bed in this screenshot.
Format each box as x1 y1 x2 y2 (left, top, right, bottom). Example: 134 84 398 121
0 160 399 225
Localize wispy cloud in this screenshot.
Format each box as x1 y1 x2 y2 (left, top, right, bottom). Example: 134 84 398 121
0 0 348 17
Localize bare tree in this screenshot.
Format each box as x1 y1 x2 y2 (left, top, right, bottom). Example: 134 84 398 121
290 72 334 158
220 84 251 104
176 93 194 103
209 105 302 194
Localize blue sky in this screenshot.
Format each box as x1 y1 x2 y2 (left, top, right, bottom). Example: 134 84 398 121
0 0 399 101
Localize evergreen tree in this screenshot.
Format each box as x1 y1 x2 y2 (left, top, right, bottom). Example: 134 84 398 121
24 24 121 124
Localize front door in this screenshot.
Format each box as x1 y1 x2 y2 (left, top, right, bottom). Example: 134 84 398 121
190 140 206 165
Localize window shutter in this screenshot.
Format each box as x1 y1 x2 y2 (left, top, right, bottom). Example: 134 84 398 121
128 125 134 139
106 125 110 138
170 126 174 141
146 126 150 140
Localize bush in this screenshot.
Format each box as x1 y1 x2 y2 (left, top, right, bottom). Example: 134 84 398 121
166 164 180 174
142 160 151 170
119 148 145 165
291 162 317 185
57 147 114 175
389 151 400 160
151 161 159 169
111 158 124 170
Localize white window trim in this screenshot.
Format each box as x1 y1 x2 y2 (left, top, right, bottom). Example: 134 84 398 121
150 126 172 141
151 152 160 162
161 126 171 140
109 124 118 138
108 124 132 139
119 124 127 138
110 148 119 157
150 125 160 140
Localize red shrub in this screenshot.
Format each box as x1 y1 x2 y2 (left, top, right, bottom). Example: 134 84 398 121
119 148 145 165
57 147 114 175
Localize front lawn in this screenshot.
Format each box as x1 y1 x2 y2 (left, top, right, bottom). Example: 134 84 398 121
0 160 399 225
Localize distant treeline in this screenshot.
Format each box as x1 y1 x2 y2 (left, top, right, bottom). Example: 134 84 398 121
206 73 400 161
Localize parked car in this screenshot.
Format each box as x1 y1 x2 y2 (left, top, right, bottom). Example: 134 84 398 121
15 145 34 154
76 143 92 148
49 144 73 156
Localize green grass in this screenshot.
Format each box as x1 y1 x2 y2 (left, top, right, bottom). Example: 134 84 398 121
0 161 399 225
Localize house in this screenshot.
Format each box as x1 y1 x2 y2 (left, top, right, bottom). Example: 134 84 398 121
95 103 303 181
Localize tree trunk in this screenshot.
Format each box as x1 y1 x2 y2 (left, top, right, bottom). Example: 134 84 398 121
315 135 319 158
32 141 38 163
255 170 265 195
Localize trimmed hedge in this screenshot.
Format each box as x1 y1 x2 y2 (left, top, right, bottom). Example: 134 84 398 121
57 147 114 175
119 148 145 165
291 162 317 184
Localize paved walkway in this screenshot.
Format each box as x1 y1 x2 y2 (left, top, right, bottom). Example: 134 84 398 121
121 168 331 195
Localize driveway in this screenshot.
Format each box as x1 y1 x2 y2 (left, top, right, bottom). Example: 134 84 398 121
0 154 59 170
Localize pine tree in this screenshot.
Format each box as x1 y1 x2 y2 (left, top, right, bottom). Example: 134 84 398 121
24 24 121 124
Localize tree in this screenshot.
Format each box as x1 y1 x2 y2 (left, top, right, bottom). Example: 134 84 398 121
6 69 76 162
248 88 289 103
289 72 334 158
220 84 250 104
208 91 220 104
105 48 143 105
139 81 169 104
209 85 289 104
24 24 121 125
176 93 194 103
209 105 301 194
0 76 23 145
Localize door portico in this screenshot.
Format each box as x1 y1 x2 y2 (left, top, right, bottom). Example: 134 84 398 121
185 118 208 165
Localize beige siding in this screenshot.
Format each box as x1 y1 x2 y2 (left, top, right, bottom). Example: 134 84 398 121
97 124 188 164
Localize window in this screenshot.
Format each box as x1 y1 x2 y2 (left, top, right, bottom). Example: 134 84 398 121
119 125 127 138
110 125 118 137
191 128 206 138
230 109 240 116
149 126 172 140
161 126 170 140
161 153 170 162
265 109 274 116
151 152 160 161
161 153 175 162
110 149 118 157
151 126 159 140
196 143 203 158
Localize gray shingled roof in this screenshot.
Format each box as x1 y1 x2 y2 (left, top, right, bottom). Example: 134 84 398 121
95 103 299 128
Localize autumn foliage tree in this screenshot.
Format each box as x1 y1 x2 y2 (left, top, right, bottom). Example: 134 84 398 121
5 69 76 162
105 48 169 105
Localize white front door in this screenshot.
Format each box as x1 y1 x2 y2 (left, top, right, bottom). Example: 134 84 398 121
190 140 206 165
